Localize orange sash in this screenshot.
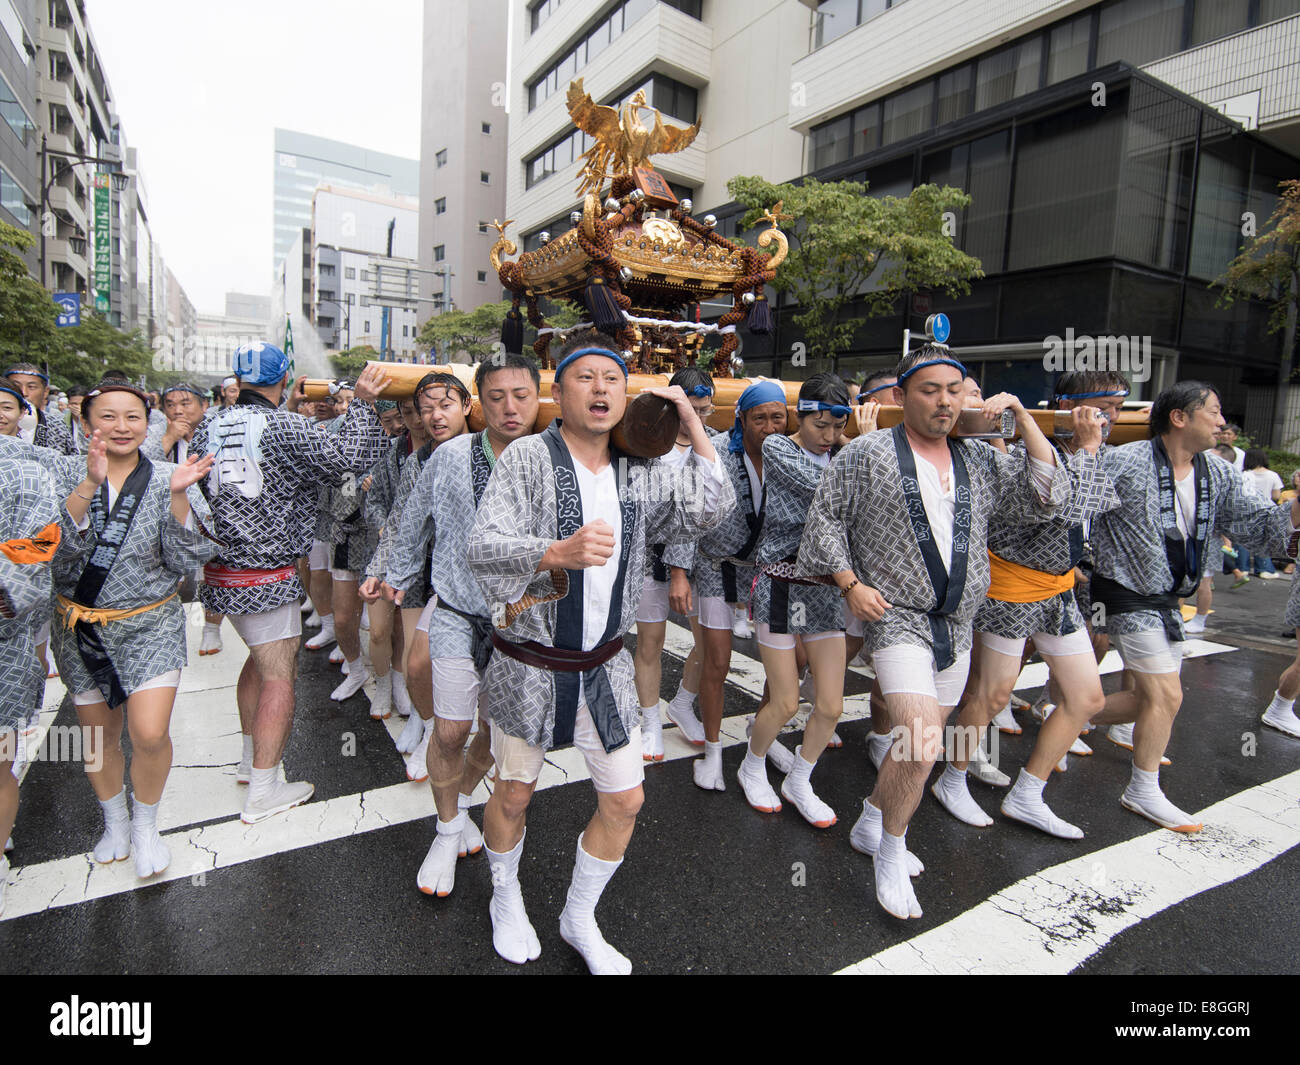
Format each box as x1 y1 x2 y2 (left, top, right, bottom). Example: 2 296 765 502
0 523 61 564
986 551 1075 603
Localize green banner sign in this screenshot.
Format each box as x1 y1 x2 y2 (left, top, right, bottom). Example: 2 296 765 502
93 173 110 314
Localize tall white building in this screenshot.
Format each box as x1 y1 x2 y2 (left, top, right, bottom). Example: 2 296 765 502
278 184 423 360
416 0 509 319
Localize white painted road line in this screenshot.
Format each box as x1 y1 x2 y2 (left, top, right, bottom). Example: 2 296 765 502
837 768 1300 975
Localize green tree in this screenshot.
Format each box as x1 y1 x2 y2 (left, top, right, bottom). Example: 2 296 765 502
0 220 61 368
330 344 380 380
1213 179 1300 448
51 311 155 389
727 176 984 359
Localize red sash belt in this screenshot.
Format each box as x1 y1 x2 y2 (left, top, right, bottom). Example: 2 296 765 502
490 632 624 672
203 563 297 589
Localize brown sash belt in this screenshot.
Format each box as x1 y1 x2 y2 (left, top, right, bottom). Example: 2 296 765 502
490 631 624 672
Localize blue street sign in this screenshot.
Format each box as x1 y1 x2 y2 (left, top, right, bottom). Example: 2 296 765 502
926 313 951 344
54 292 81 328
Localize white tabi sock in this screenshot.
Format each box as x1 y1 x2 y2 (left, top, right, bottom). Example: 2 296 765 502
692 739 725 791
1001 768 1084 839
931 765 993 827
1263 690 1300 738
396 707 425 754
559 833 632 975
737 744 781 812
130 796 171 877
875 830 923 919
867 731 892 770
639 704 664 761
668 683 696 715
1121 764 1202 832
484 830 541 964
417 810 465 897
237 734 254 783
92 788 131 863
781 745 836 827
369 670 393 719
1266 690 1296 716
458 793 483 856
848 798 923 876
391 670 413 717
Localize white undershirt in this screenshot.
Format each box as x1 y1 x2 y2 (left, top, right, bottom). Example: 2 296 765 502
743 452 763 511
1174 469 1195 539
914 451 1057 572
800 444 831 466
575 461 623 653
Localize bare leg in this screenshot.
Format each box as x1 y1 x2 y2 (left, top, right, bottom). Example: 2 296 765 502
633 620 666 708
332 576 363 663
1023 652 1104 780
484 778 536 852
697 624 732 743
309 566 333 619
583 785 643 861
247 637 299 769
367 598 394 677
76 699 126 800
124 686 177 804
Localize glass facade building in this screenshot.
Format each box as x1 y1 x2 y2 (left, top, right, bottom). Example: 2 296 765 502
722 63 1298 428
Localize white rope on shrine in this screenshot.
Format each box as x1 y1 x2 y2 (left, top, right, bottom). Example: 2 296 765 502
536 316 737 340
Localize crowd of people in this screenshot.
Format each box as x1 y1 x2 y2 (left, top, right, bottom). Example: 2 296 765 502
2 335 1299 972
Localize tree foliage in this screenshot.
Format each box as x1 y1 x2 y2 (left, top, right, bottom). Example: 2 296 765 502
418 298 580 362
727 175 984 358
330 345 380 380
0 220 61 367
1213 178 1300 336
1 219 157 388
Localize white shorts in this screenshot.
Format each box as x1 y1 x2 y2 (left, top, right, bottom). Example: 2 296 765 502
490 707 644 794
431 657 490 723
979 628 1094 659
330 568 359 582
415 598 436 633
872 644 972 706
843 609 864 639
74 669 181 707
635 575 697 623
308 540 330 571
756 624 842 652
1111 629 1186 675
697 595 735 631
229 603 303 648
34 620 50 646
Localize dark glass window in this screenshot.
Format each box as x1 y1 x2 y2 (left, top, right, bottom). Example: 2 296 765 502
810 114 852 170
974 37 1042 111
881 81 933 145
935 64 973 126
853 103 881 154
1095 0 1185 67
661 0 702 18
1110 267 1181 342
1006 100 1124 271
1047 13 1092 85
815 0 860 49
433 245 445 262
1188 121 1252 281
1261 0 1300 21
1190 0 1251 45
965 130 1012 267
1116 79 1197 272
434 197 446 214
864 155 913 199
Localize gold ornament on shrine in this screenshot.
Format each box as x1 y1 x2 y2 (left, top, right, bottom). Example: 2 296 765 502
490 77 790 377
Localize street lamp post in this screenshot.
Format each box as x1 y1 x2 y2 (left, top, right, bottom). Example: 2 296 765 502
39 132 128 292
317 297 351 352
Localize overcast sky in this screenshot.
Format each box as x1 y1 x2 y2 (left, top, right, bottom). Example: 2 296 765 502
90 0 423 315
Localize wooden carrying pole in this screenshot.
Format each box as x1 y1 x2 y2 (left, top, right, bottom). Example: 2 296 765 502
297 363 1151 447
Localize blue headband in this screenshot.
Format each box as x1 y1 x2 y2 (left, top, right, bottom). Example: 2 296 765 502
686 384 714 398
730 381 788 452
1055 389 1129 400
797 397 851 419
554 346 629 383
0 382 32 413
857 381 896 401
897 357 967 384
4 367 47 384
